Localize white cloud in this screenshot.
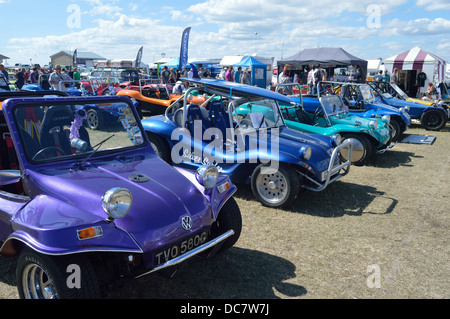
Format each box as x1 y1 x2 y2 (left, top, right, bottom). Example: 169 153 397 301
416 0 450 11
382 17 450 37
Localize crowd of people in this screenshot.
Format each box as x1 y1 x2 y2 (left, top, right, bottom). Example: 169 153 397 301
159 65 214 85
0 63 81 92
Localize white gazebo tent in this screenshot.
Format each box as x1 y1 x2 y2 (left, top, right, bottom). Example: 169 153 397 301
384 47 447 97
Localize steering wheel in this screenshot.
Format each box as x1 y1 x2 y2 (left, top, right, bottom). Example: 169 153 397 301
313 107 325 122
235 117 253 130
32 147 66 160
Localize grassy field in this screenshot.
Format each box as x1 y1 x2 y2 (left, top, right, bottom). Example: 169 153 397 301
1 122 449 299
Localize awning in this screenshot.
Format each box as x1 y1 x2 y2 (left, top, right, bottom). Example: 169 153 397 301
384 47 447 83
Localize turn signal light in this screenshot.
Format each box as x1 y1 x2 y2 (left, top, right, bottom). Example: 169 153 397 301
77 226 103 240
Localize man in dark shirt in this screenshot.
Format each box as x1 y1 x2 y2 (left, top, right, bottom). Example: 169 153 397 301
417 71 427 87
15 69 25 90
0 64 10 90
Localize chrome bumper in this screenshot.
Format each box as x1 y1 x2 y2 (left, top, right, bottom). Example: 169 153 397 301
377 141 397 154
135 229 235 278
299 139 352 192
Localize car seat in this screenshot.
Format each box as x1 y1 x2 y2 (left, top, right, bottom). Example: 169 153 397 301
185 103 210 133
39 105 90 157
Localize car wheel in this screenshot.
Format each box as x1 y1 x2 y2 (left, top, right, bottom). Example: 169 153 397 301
388 118 401 142
341 134 372 166
86 109 104 130
16 248 100 299
420 109 447 131
210 197 242 253
251 164 301 208
146 132 171 163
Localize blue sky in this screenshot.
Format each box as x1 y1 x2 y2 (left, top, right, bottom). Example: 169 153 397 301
1 0 449 66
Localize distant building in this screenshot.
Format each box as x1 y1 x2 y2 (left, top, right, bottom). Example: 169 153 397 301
0 54 10 64
50 51 106 68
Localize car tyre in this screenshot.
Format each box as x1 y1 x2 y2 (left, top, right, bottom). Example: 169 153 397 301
146 132 171 163
420 109 447 131
388 118 401 142
16 247 100 299
86 108 104 130
210 197 242 253
251 164 301 208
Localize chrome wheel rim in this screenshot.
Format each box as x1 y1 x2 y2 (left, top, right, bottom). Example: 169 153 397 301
341 138 365 163
255 170 289 204
22 263 58 299
87 112 98 129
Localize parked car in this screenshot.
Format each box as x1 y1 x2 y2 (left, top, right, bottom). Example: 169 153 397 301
117 83 206 117
335 82 411 141
368 81 449 131
0 95 241 299
141 78 352 208
276 83 392 166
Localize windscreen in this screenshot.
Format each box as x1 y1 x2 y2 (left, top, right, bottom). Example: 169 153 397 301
14 101 145 162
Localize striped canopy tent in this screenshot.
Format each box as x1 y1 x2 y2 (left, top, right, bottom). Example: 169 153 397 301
384 47 447 85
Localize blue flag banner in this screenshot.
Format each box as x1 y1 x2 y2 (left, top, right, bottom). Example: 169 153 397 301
135 46 143 68
179 27 191 71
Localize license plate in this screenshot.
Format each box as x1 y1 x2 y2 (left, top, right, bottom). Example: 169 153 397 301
154 232 208 266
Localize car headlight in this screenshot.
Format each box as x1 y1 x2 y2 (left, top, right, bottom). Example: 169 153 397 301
331 134 342 147
381 115 390 123
102 187 133 220
403 106 410 113
368 120 378 130
196 165 219 190
299 145 312 161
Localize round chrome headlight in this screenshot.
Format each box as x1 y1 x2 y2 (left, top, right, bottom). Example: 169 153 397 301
196 165 219 190
102 187 133 220
368 120 378 130
331 134 342 147
403 106 410 113
381 115 390 123
299 145 312 161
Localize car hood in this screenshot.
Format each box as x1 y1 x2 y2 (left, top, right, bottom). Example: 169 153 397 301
25 153 212 253
277 126 337 172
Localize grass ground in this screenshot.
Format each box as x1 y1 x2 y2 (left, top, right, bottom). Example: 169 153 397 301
1 122 449 299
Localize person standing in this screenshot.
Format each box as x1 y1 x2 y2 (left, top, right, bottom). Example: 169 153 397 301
373 70 383 82
234 67 242 83
307 65 314 94
30 67 38 84
382 69 390 83
391 68 399 85
49 65 67 91
0 64 10 91
72 67 80 81
382 69 390 92
169 68 177 83
225 66 234 82
161 66 170 84
14 68 25 90
240 70 251 84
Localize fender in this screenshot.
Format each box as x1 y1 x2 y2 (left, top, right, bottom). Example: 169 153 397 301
141 115 179 141
174 167 237 220
1 195 142 257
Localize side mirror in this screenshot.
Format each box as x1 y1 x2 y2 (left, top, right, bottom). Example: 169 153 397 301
0 170 22 186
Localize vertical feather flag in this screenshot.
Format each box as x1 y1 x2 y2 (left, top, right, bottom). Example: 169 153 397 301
179 27 191 71
135 46 143 68
73 49 77 67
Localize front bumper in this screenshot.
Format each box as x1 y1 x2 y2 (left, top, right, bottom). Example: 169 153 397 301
134 229 235 278
298 139 352 192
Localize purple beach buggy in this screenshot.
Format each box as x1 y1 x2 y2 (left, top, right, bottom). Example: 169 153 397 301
0 95 241 299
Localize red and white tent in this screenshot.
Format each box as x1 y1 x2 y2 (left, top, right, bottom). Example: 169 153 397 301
384 47 447 86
